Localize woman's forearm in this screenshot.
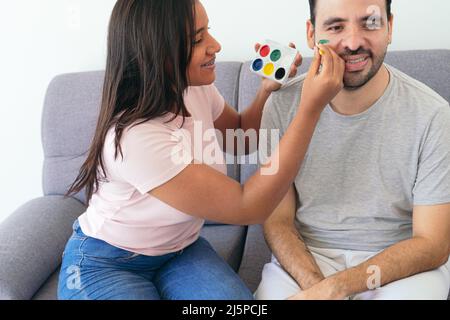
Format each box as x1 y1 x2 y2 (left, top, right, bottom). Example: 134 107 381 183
239 86 272 154
240 86 272 132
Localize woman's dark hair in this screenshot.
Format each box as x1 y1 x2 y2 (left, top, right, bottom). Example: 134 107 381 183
308 0 392 26
66 0 197 202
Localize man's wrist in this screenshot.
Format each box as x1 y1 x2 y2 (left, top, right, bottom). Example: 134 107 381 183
325 273 352 299
297 272 325 291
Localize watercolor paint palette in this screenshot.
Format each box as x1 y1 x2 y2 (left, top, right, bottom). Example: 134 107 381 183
250 40 298 85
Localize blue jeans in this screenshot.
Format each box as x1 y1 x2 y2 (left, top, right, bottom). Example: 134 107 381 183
57 220 253 300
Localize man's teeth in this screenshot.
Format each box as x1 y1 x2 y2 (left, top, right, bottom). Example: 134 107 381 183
346 57 367 64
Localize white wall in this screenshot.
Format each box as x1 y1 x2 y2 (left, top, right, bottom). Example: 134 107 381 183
1 0 449 223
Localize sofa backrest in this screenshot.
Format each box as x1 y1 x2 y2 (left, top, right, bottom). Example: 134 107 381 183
42 71 104 204
238 49 450 182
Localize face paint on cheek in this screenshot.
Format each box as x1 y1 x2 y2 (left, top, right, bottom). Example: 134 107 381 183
318 39 329 55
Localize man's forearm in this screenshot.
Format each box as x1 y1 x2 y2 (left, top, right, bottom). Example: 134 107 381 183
264 223 325 290
329 237 449 298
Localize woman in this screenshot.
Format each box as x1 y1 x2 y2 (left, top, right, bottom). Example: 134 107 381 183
57 0 344 300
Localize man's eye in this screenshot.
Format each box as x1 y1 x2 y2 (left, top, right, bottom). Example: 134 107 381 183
366 21 381 30
328 26 343 32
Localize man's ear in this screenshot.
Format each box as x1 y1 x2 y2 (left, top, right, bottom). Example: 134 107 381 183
306 20 316 50
388 14 394 44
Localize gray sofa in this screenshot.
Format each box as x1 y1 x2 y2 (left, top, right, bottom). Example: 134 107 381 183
1 50 449 300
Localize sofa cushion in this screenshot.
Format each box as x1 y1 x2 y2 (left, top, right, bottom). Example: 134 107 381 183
0 196 86 300
238 225 271 293
32 271 59 300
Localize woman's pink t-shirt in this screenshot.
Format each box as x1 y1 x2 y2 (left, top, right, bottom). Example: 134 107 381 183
78 84 227 256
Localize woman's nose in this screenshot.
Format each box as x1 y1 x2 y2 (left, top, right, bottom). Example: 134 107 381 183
207 37 221 55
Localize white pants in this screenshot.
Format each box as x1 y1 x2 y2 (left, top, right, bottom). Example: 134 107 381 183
255 246 450 300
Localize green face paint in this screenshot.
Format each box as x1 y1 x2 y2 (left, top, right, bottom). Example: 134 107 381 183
317 40 330 55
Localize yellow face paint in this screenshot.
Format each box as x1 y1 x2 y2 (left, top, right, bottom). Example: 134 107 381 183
263 63 275 76
318 39 329 56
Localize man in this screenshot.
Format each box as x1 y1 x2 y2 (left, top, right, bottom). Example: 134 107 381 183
256 0 450 300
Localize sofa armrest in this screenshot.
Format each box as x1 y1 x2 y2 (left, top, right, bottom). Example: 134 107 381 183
238 224 272 293
0 196 86 300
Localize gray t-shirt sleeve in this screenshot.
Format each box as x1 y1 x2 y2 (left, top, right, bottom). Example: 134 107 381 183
413 104 450 206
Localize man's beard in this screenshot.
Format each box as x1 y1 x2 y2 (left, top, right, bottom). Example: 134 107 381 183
341 48 387 91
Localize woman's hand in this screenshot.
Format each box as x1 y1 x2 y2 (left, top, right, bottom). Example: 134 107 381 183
255 42 303 94
299 43 345 117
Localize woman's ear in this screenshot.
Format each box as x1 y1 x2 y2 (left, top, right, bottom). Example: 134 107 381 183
306 20 316 50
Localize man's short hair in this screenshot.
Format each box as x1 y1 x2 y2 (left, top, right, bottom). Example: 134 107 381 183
308 0 392 26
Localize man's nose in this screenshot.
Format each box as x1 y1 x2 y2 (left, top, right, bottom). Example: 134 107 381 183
340 27 366 52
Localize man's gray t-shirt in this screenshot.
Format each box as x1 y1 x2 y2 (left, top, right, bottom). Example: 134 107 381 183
261 64 450 252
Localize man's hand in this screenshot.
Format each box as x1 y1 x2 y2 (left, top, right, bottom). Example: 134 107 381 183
287 278 347 300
